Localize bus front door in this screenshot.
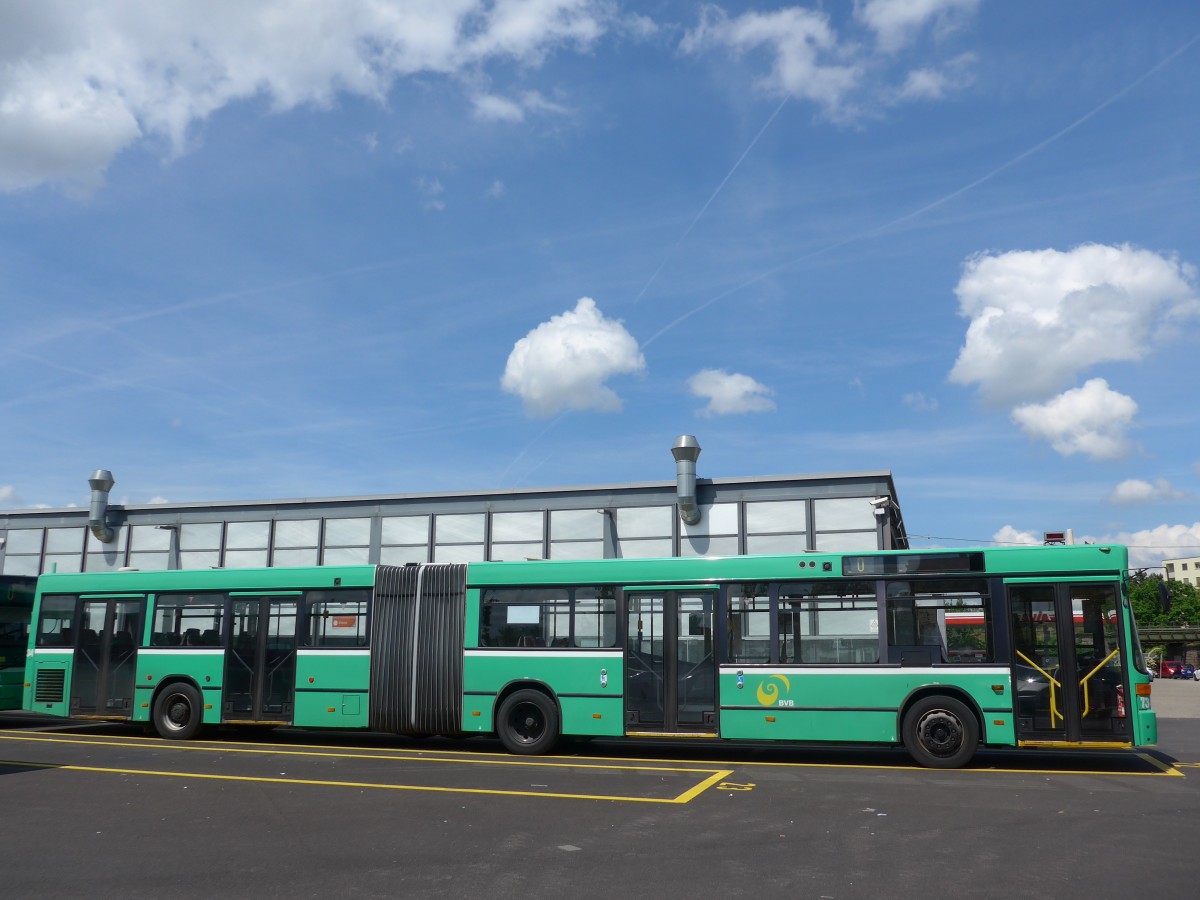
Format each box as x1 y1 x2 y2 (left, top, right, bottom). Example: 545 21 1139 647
624 590 716 734
1009 582 1130 745
223 596 298 724
71 597 144 719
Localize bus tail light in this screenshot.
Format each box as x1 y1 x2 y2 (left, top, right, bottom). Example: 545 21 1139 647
1135 683 1151 696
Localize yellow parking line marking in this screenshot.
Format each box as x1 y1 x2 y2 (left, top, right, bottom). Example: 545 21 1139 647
0 758 732 804
0 732 712 776
1134 752 1184 776
0 731 1175 778
552 750 1178 779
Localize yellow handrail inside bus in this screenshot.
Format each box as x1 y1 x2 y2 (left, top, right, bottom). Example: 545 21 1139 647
1078 648 1120 719
1016 650 1063 725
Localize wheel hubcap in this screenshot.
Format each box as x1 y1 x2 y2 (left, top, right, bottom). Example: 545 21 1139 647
513 705 544 743
166 695 190 730
916 709 963 756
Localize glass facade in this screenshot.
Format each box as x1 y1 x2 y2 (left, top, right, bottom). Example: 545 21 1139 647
2 488 896 574
550 509 603 560
433 514 485 563
380 515 430 565
322 518 371 566
491 510 545 561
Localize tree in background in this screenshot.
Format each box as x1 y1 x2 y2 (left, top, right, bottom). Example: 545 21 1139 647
1128 571 1200 628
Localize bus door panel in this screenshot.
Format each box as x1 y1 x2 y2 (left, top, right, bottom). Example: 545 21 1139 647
71 597 144 718
675 593 716 727
624 590 715 733
1009 582 1128 743
224 596 298 723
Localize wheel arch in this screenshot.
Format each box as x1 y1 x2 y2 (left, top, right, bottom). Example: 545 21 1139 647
896 685 986 748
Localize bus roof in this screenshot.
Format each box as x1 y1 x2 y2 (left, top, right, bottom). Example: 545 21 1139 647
28 544 1128 593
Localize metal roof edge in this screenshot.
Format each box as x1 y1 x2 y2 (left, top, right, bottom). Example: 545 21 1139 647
0 471 897 518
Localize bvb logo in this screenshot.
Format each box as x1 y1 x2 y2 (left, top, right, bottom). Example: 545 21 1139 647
756 674 791 706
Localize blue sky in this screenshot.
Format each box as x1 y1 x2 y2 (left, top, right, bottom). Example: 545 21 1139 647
1 1 1198 568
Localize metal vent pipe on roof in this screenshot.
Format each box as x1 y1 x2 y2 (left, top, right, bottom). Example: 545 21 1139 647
671 435 702 526
87 469 116 543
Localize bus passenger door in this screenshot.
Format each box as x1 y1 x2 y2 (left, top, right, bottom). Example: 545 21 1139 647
624 590 716 734
224 596 298 724
1009 582 1129 744
71 597 144 719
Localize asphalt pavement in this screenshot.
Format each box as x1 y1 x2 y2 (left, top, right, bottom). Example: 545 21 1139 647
1147 675 1200 717
1 689 1198 900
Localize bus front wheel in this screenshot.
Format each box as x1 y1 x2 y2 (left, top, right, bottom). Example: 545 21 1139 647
153 683 204 740
496 689 559 755
902 695 978 769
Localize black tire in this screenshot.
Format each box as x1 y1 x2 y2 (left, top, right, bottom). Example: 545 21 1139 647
902 695 979 769
152 682 205 740
496 689 560 755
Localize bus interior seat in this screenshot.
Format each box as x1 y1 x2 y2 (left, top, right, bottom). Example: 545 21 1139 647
184 628 202 646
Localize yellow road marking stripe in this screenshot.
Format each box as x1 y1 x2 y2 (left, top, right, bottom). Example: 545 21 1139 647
0 732 710 775
0 731 1174 778
1134 752 1184 776
0 758 733 804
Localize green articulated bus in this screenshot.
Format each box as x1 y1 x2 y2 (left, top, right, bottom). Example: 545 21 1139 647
1 576 36 710
22 545 1156 768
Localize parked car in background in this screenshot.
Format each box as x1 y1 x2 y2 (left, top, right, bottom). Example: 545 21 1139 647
1181 663 1196 680
1159 660 1181 678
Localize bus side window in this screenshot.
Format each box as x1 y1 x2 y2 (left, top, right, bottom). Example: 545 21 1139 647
35 595 78 647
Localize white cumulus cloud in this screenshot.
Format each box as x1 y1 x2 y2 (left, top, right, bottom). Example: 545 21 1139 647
0 0 612 192
996 522 1200 569
1108 478 1188 505
1080 523 1200 571
689 369 776 416
0 485 22 506
856 0 980 53
891 52 975 102
471 89 569 122
1010 378 1137 461
471 93 527 122
680 1 978 121
501 297 645 417
680 6 861 119
949 243 1199 407
992 525 1041 546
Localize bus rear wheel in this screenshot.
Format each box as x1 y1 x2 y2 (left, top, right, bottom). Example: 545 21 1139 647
496 689 559 755
153 683 204 740
902 695 978 769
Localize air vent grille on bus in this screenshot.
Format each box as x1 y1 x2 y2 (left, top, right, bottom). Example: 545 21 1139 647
35 669 66 704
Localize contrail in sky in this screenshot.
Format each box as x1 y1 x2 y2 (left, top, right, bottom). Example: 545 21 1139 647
632 95 790 305
641 31 1200 349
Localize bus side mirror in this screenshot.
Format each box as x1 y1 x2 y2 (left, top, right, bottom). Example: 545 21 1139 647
1158 580 1172 614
